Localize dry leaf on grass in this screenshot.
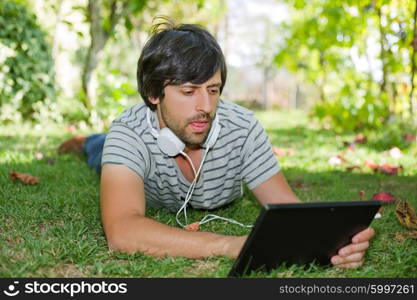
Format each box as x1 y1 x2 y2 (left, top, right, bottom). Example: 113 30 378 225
358 190 367 201
365 160 379 170
392 231 417 241
342 141 356 150
364 160 403 175
346 165 362 172
354 133 367 144
44 157 56 165
287 148 296 155
272 147 296 157
378 164 403 175
344 134 367 147
272 147 286 157
372 192 397 203
64 124 77 133
291 180 312 190
10 171 39 185
395 200 417 230
184 222 200 231
404 133 415 143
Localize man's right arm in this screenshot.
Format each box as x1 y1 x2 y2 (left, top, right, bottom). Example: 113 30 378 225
100 164 246 259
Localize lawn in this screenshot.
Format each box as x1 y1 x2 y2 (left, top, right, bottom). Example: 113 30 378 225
0 110 416 277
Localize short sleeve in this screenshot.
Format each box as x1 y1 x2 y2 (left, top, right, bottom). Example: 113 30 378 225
101 122 149 179
240 117 280 189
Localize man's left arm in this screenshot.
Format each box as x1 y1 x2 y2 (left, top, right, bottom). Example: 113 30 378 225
252 171 300 205
252 171 375 269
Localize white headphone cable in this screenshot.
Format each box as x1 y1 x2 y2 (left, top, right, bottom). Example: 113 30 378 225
176 151 197 226
199 214 253 228
175 147 253 230
179 151 197 179
176 148 209 227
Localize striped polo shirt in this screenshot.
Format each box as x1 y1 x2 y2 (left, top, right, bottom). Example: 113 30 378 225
101 99 280 212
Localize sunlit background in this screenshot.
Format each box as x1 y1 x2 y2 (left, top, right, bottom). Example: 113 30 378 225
1 0 416 137
1 0 417 278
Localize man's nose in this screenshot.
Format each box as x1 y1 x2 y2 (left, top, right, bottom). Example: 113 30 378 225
195 90 213 113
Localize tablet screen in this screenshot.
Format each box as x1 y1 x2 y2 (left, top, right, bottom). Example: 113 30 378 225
229 201 381 277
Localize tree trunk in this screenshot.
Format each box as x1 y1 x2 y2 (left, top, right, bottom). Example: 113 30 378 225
82 0 128 114
262 67 270 110
376 5 388 94
213 0 226 40
391 81 397 114
52 0 64 61
82 0 106 112
317 52 327 103
409 0 417 116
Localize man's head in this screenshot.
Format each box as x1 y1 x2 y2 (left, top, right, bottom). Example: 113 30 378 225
137 18 227 111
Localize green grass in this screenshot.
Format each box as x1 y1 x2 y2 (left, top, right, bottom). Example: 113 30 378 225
1 110 416 277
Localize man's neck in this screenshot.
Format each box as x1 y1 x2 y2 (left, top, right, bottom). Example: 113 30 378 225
174 147 203 183
183 144 203 155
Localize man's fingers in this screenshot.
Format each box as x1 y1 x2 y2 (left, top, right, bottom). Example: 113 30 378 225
352 227 375 243
330 227 375 269
331 252 364 265
338 241 369 257
334 260 364 269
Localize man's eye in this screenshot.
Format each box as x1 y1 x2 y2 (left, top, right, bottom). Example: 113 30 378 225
209 89 220 95
183 90 194 95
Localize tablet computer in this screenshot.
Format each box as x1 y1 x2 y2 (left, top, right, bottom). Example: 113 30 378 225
228 200 381 277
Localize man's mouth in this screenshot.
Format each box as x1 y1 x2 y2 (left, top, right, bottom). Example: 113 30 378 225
189 120 209 132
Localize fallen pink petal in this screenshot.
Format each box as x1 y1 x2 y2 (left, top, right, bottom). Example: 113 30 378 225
328 156 344 165
34 152 44 159
389 147 402 159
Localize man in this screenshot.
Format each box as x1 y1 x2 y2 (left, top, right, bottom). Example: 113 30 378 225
59 19 374 268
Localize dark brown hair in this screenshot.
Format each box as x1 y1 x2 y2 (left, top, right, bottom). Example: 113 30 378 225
137 17 227 110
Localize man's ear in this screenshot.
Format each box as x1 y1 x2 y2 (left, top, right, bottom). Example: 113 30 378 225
148 97 160 105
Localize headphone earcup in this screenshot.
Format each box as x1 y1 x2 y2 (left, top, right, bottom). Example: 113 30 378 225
148 107 220 155
157 128 185 156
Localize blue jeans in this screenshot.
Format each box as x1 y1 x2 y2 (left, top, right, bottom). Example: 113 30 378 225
82 133 107 174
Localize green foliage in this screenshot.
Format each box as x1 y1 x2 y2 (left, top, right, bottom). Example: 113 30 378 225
365 118 417 150
312 76 390 132
123 0 147 32
0 1 56 122
276 0 416 132
95 68 138 128
313 98 387 133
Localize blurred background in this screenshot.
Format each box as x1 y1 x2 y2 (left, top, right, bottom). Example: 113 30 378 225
1 0 416 142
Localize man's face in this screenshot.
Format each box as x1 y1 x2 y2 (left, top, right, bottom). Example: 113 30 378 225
151 70 222 148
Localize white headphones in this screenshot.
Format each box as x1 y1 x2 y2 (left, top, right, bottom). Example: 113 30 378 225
146 107 252 230
146 107 220 156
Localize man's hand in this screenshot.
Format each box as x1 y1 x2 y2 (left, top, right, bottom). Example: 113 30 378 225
331 227 375 269
223 235 248 258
